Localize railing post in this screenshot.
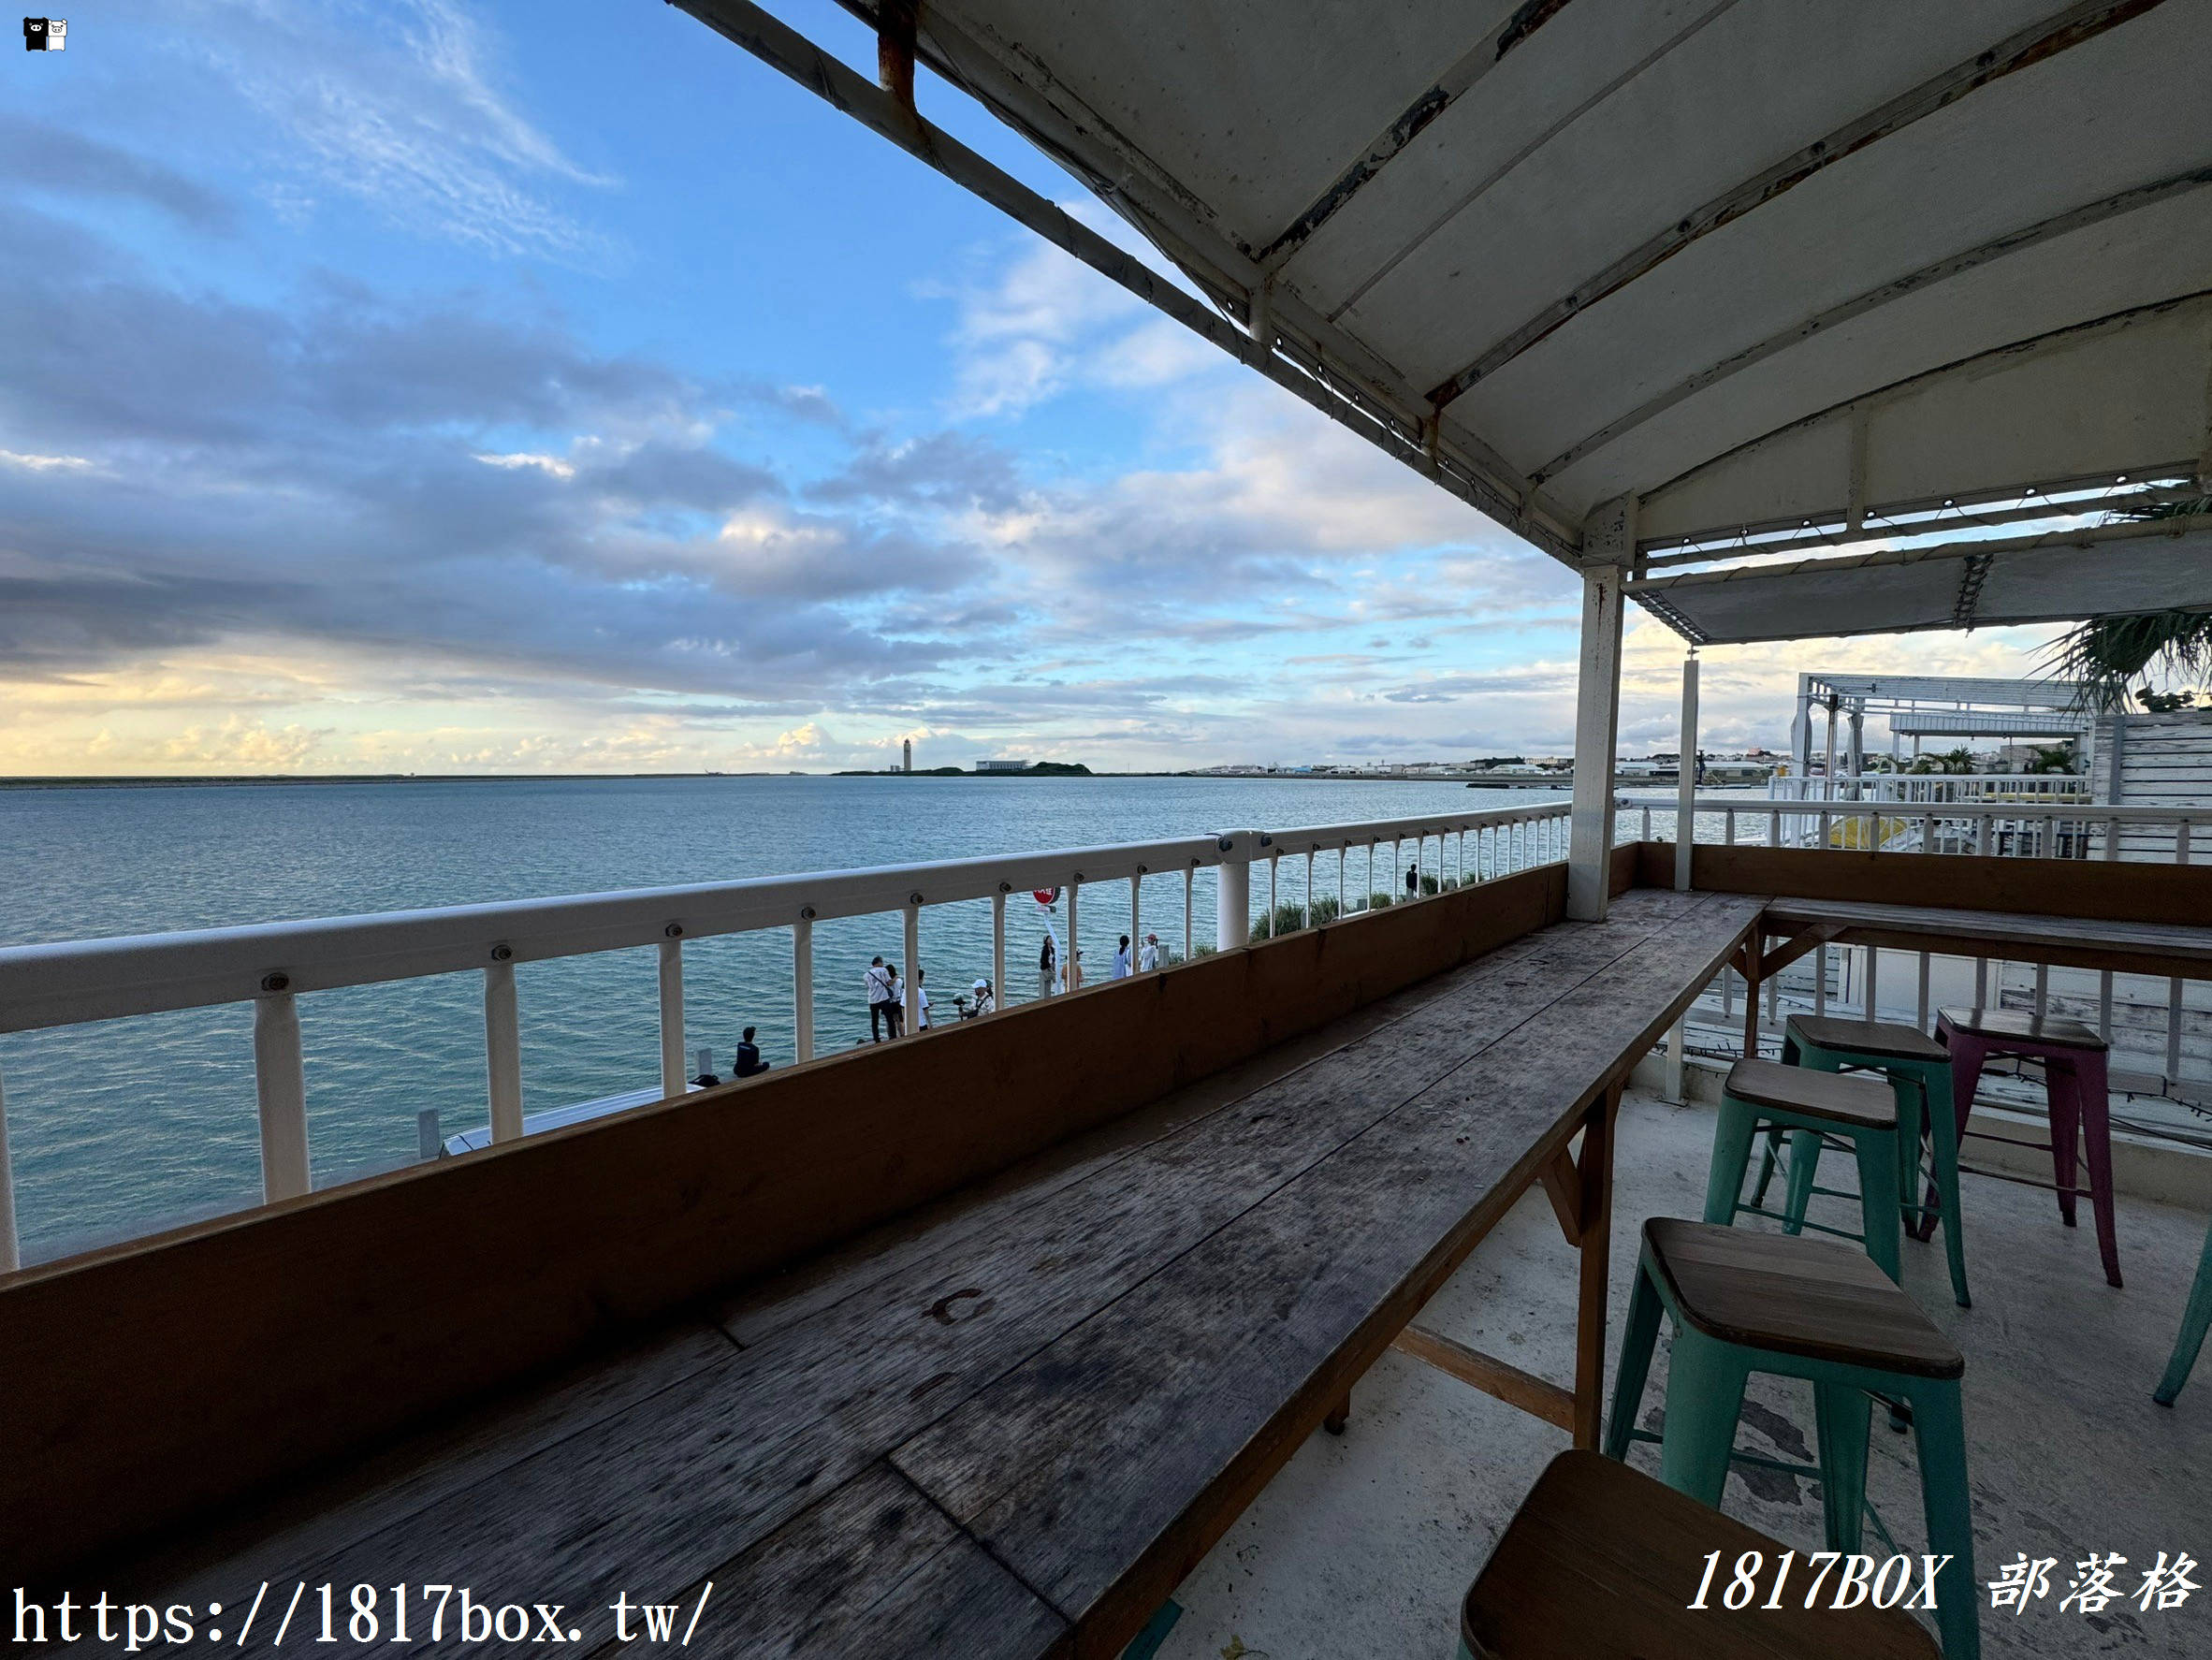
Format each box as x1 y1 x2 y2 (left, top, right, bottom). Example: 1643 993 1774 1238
1182 866 1194 961
903 896 923 1029
1130 872 1142 958
793 913 816 1060
253 984 312 1201
1217 847 1249 950
0 1065 19 1272
1067 879 1081 988
658 934 687 1098
1675 652 1698 891
484 956 524 1143
991 893 1007 1009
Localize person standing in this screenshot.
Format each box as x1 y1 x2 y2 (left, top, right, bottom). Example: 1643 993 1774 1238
1138 932 1161 972
914 968 932 1029
885 963 906 1037
1038 930 1058 999
1404 863 1419 900
969 977 996 1015
1112 935 1133 978
865 955 896 1041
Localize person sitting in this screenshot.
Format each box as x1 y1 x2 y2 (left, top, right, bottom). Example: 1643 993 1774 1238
733 1026 768 1078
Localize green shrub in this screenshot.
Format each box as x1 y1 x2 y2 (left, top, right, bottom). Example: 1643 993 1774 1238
1368 891 1395 910
1310 894 1342 925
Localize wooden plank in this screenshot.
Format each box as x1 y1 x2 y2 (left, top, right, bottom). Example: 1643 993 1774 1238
1571 1083 1620 1450
0 863 1569 1583
1534 1143 1582 1246
1390 1324 1575 1432
1688 842 2212 930
1763 895 2212 981
638 1463 1068 1660
94 893 1698 1632
889 895 1760 1655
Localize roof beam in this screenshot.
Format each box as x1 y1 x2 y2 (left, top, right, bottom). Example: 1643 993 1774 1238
1530 166 2212 488
1421 0 2172 412
1250 0 1582 273
1635 293 2212 544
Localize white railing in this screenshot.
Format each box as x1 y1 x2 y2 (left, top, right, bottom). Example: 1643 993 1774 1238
1626 794 2200 861
1767 772 2092 805
0 799 1572 1269
1623 794 2209 1122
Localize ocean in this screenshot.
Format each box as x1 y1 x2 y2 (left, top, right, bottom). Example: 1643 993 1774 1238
0 774 1564 1261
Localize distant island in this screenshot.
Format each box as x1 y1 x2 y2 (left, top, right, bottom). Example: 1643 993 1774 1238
836 761 1095 778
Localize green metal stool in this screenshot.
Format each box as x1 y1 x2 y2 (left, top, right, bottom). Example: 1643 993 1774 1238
2155 1211 2212 1405
1772 1015 1971 1307
1606 1220 1978 1658
1705 1056 1904 1284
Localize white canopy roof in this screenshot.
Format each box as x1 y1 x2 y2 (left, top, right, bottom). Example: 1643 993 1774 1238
683 0 2212 643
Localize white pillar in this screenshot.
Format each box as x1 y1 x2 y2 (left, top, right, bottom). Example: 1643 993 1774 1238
254 989 312 1200
903 898 922 1029
0 1065 16 1272
484 959 524 1143
1217 856 1250 949
1789 677 1812 784
658 938 687 1097
793 916 816 1060
1568 502 1631 921
1675 652 1699 893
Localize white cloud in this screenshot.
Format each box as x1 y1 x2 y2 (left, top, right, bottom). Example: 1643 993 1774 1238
0 449 94 472
198 0 616 263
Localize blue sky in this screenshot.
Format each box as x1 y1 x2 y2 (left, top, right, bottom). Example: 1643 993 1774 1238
0 0 2059 775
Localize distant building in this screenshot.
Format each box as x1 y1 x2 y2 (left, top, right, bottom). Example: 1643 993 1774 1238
902 738 912 773
976 759 1028 773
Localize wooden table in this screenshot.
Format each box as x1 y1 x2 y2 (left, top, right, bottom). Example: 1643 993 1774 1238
118 887 1761 1660
1757 896 2212 983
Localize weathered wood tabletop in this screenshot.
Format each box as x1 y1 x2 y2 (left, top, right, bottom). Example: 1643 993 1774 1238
1760 895 2212 981
118 886 1760 1660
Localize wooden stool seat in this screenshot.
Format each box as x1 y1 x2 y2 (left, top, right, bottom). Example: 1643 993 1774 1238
1937 1004 2104 1051
1725 1057 1897 1129
1460 1450 1940 1658
1646 1219 1962 1379
1786 1014 1949 1064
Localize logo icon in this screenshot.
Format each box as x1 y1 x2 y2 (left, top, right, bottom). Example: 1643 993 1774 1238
23 16 65 50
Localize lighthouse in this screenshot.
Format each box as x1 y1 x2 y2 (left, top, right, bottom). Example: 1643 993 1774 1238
902 738 912 774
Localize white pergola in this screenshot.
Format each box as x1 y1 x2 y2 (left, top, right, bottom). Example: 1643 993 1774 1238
675 0 2212 916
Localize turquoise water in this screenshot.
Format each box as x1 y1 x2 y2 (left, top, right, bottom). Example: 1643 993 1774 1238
0 775 1563 1261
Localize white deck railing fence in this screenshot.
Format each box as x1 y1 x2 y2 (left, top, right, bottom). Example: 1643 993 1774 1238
0 800 1577 1270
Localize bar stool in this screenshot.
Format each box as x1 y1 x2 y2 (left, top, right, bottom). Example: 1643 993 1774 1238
1606 1220 1977 1659
1704 1057 1904 1284
1457 1449 1939 1658
1781 1015 1971 1308
1938 1006 2120 1287
2155 1211 2212 1405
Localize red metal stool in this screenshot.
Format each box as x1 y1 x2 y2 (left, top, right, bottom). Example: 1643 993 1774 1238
1937 1006 2119 1288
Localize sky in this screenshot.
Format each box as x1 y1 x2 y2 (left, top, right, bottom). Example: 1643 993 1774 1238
0 0 2070 777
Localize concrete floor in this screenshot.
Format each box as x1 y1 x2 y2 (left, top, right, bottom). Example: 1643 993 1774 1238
1153 1088 2212 1659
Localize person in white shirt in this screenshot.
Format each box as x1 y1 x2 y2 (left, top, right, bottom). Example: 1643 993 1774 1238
1138 932 1161 972
969 977 996 1015
914 968 932 1029
865 956 896 1041
1112 935 1133 979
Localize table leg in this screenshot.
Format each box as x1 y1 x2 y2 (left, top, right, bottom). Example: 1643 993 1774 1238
1739 937 1762 1060
1574 1081 1623 1450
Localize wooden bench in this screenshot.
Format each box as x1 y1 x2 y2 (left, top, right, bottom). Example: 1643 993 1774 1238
22 883 1760 1659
